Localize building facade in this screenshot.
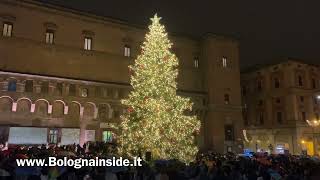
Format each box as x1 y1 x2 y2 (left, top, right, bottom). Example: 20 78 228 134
0 0 243 153
241 59 320 155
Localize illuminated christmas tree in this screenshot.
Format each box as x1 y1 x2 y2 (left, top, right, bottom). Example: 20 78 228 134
118 14 201 163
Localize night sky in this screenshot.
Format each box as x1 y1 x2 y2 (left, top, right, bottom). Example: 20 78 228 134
38 0 320 69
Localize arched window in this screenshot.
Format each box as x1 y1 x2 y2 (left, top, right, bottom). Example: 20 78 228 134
8 79 16 92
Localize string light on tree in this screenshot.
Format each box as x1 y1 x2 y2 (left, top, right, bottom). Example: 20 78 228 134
118 14 201 163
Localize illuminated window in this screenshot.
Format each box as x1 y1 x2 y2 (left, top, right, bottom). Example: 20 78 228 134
84 37 92 50
222 56 227 67
8 80 16 92
103 131 113 143
81 88 88 97
2 22 12 37
45 29 54 44
194 57 199 68
49 129 59 144
124 45 131 57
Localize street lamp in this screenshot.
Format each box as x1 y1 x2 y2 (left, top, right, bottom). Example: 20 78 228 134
306 119 320 127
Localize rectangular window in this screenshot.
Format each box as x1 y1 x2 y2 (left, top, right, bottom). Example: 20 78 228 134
258 112 264 125
80 88 88 97
25 80 33 93
8 80 16 92
224 94 230 104
84 37 92 50
45 30 54 44
124 45 131 57
41 82 49 94
2 22 13 37
194 57 199 68
301 112 307 121
224 125 234 141
103 131 113 143
69 84 76 96
243 111 248 126
257 79 262 91
274 78 280 88
312 79 316 89
242 86 247 96
300 96 304 103
298 76 303 86
56 83 63 95
222 57 227 67
95 86 102 97
277 112 283 124
49 129 59 144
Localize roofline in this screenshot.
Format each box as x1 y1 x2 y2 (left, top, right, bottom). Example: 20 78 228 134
241 57 320 74
4 0 233 42
202 32 239 42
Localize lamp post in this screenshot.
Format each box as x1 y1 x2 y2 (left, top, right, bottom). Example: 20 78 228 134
306 119 320 156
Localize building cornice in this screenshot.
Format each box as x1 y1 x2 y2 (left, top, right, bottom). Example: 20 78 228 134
0 70 207 96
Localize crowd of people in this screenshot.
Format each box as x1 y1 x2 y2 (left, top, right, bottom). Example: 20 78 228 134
0 142 319 180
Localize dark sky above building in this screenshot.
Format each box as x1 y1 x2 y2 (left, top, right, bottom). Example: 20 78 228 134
38 0 320 69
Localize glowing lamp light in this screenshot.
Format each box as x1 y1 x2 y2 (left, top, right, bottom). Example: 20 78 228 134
306 119 320 127
301 140 305 144
317 95 320 100
243 129 250 142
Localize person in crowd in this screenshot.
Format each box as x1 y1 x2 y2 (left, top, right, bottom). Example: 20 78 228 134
0 142 319 180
